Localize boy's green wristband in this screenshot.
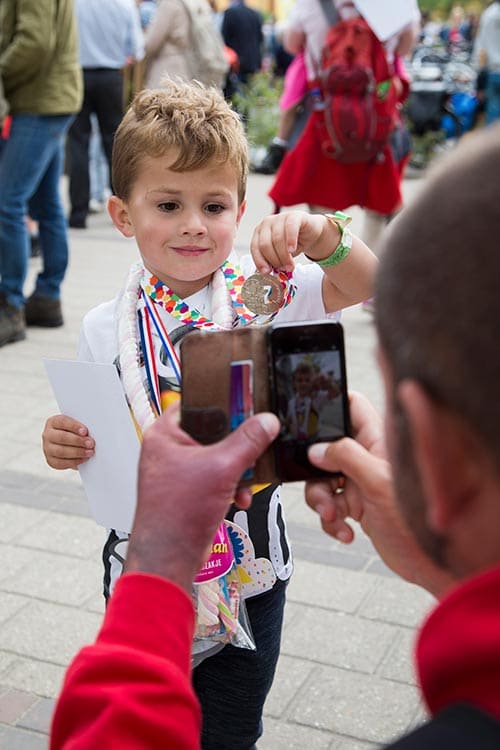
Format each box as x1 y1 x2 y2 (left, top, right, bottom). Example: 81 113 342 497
306 211 353 268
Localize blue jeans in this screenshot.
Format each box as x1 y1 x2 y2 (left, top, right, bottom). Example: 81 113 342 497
485 72 500 126
0 113 73 309
193 582 287 750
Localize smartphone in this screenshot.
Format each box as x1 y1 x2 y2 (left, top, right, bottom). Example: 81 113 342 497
267 320 350 482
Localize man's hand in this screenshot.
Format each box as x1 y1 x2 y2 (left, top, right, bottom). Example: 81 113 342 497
306 392 455 598
124 404 280 592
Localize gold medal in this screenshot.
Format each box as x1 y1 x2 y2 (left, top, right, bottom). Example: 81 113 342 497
241 273 285 315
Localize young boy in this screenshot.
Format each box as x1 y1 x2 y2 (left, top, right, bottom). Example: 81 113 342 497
43 79 376 750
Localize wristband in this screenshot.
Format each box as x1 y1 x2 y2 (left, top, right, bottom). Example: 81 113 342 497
306 211 353 268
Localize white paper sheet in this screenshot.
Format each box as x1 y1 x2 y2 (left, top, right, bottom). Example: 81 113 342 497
44 359 140 532
354 0 418 41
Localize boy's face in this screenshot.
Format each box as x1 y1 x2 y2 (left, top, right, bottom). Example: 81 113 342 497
294 370 312 397
109 152 245 298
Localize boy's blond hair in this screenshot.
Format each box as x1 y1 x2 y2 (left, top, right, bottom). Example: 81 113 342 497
112 79 249 203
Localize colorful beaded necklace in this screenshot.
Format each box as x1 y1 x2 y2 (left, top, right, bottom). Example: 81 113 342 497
118 259 297 431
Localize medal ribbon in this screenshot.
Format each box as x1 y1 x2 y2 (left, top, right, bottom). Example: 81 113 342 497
140 261 297 328
141 290 182 387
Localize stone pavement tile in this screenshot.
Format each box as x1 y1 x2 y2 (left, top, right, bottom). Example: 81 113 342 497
50 494 92 519
287 561 376 613
365 557 398 578
290 665 420 744
260 716 335 749
0 653 17 678
21 513 103 559
0 600 101 666
0 687 37 725
377 629 417 686
0 476 49 511
288 523 375 572
82 590 106 615
264 655 315 717
360 578 435 628
2 447 59 478
335 738 373 750
17 696 55 734
0 725 47 750
281 606 398 673
36 473 86 497
0 545 33 583
2 657 65 699
0 593 29 625
0 471 46 492
0 504 49 544
1 550 102 607
282 600 302 631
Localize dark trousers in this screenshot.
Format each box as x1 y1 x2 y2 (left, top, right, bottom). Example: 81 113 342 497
67 68 123 224
193 582 287 750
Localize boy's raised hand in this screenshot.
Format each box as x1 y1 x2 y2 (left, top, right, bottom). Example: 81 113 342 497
251 211 336 273
42 415 95 470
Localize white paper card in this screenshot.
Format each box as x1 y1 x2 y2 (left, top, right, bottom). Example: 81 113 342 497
354 0 417 41
43 359 140 532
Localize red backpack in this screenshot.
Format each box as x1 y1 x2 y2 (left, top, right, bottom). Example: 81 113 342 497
313 12 398 163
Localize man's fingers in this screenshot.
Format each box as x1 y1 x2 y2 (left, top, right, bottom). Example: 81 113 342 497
348 391 384 449
305 479 356 543
308 437 390 499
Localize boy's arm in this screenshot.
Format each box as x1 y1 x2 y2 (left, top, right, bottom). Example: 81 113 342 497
250 211 377 314
43 415 95 470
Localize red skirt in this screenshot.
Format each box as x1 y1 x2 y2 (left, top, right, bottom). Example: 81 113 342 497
269 111 404 215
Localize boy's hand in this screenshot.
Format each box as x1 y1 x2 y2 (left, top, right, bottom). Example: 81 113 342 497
250 211 340 273
42 415 95 470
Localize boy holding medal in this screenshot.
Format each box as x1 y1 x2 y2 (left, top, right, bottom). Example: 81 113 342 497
42 79 376 750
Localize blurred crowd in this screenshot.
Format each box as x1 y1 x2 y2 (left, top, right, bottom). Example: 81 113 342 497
1 0 500 349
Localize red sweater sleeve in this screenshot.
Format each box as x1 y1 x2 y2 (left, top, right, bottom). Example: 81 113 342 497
50 573 201 749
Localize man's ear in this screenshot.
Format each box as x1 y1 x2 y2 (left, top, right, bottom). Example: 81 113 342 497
397 379 481 534
108 195 135 238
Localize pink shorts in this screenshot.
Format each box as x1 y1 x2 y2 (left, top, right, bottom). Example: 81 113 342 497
279 51 308 111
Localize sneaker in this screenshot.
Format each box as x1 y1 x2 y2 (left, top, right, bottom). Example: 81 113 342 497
88 198 105 214
0 293 26 347
24 294 63 327
253 142 287 175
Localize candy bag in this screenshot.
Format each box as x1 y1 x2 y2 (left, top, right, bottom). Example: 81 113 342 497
192 521 255 660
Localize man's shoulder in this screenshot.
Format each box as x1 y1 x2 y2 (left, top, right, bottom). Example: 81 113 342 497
386 704 500 750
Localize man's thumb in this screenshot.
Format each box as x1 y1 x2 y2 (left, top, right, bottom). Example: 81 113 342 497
219 413 280 474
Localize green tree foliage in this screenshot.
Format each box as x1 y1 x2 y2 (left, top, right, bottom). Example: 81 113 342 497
419 0 489 18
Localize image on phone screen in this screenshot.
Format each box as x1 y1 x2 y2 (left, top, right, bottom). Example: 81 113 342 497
269 322 349 481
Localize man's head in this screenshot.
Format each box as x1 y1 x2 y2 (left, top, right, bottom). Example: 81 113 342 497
375 125 500 576
112 80 249 204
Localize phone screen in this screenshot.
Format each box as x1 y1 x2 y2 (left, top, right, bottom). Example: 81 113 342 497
268 321 350 481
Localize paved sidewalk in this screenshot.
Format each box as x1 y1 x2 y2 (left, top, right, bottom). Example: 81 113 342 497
0 173 434 749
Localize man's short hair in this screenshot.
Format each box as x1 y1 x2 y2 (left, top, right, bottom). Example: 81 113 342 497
376 124 500 460
112 79 249 203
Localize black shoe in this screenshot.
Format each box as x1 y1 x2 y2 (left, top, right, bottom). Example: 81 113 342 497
69 216 87 229
0 293 26 346
253 143 287 175
30 234 41 258
24 294 63 327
